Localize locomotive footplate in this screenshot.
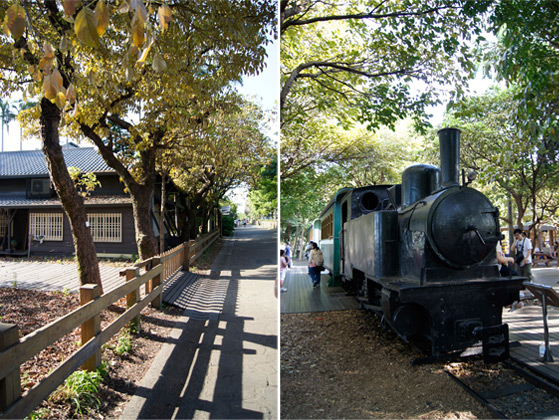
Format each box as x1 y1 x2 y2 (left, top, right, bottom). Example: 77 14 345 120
380 277 525 359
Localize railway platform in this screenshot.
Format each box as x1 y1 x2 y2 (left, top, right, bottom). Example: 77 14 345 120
280 259 359 314
504 266 559 383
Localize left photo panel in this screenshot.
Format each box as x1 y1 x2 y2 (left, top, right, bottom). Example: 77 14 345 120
0 1 279 419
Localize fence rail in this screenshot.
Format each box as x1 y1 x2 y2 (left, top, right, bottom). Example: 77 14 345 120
0 231 220 419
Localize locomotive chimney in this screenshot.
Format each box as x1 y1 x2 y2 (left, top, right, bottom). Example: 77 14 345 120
438 128 461 187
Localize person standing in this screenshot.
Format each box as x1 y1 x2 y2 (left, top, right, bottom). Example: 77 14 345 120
308 242 324 288
284 242 292 268
511 228 533 281
280 249 288 292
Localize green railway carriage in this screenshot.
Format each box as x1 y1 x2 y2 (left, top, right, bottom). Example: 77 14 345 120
318 187 352 286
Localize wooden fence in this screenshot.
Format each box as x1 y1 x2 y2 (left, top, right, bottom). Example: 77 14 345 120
0 231 220 419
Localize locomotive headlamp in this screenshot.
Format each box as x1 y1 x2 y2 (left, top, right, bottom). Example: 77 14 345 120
466 170 478 186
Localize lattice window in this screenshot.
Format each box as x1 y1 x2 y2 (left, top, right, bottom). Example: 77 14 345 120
0 209 8 237
321 213 334 240
29 212 64 241
87 213 122 243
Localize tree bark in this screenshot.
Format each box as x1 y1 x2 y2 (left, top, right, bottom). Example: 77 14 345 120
159 173 166 254
40 99 103 294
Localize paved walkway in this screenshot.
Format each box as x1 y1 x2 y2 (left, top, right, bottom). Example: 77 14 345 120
121 224 278 419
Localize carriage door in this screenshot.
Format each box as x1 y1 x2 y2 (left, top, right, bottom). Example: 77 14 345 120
340 201 348 275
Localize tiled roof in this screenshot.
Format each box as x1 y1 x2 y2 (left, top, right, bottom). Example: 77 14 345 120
0 194 132 208
0 147 114 178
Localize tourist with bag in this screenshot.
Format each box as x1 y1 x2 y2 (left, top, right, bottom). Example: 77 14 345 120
510 228 533 281
308 242 324 288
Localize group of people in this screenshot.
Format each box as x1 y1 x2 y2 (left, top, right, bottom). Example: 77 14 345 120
279 241 325 292
497 228 534 281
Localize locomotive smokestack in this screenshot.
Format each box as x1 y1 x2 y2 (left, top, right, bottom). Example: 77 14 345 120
438 128 461 187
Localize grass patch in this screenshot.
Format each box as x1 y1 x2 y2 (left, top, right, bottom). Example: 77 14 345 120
50 364 108 418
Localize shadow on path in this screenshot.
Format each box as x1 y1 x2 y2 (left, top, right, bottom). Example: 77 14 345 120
122 226 277 419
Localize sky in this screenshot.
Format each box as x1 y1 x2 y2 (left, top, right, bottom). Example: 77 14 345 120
228 37 280 215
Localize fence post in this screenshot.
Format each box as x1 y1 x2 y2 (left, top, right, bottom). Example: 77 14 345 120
151 257 162 309
182 242 190 272
125 268 140 332
0 323 21 411
80 284 101 371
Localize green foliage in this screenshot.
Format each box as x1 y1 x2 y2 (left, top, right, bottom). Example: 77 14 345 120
222 215 236 236
482 0 558 140
247 155 277 219
281 0 491 131
26 407 52 420
444 85 558 231
114 331 133 355
67 167 101 198
280 118 426 242
51 367 106 417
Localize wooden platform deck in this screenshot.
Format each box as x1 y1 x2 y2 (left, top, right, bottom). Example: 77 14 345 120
503 304 559 382
280 265 359 314
0 259 124 292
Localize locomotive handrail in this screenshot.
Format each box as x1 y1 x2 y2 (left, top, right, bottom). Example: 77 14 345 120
522 281 558 363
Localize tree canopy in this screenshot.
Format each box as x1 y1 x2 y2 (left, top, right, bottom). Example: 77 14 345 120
0 0 276 287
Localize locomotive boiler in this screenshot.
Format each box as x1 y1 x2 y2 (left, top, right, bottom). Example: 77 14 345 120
316 128 524 361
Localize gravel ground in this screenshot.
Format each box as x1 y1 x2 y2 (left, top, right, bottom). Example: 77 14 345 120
281 309 496 419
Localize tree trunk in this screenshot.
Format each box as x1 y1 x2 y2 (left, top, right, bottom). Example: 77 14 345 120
40 99 103 293
78 124 159 261
129 183 158 261
159 173 166 254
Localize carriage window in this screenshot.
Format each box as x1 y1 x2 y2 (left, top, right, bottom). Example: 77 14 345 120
321 213 333 240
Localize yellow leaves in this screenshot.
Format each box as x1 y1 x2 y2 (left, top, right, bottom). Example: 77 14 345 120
75 7 100 48
74 1 111 48
158 5 172 33
55 91 67 109
28 65 42 82
152 51 166 73
66 84 76 105
44 70 62 101
131 11 145 48
4 3 26 40
63 0 79 17
136 42 152 65
95 0 110 37
59 35 72 52
43 43 55 59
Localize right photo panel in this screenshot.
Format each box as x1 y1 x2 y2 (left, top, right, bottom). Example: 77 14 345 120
279 1 559 419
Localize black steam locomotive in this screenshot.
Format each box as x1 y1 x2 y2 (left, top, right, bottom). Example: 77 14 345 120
315 128 524 362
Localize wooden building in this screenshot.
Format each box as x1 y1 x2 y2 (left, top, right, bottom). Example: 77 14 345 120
0 145 138 257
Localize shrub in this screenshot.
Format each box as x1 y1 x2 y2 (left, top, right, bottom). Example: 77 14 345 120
222 215 235 236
